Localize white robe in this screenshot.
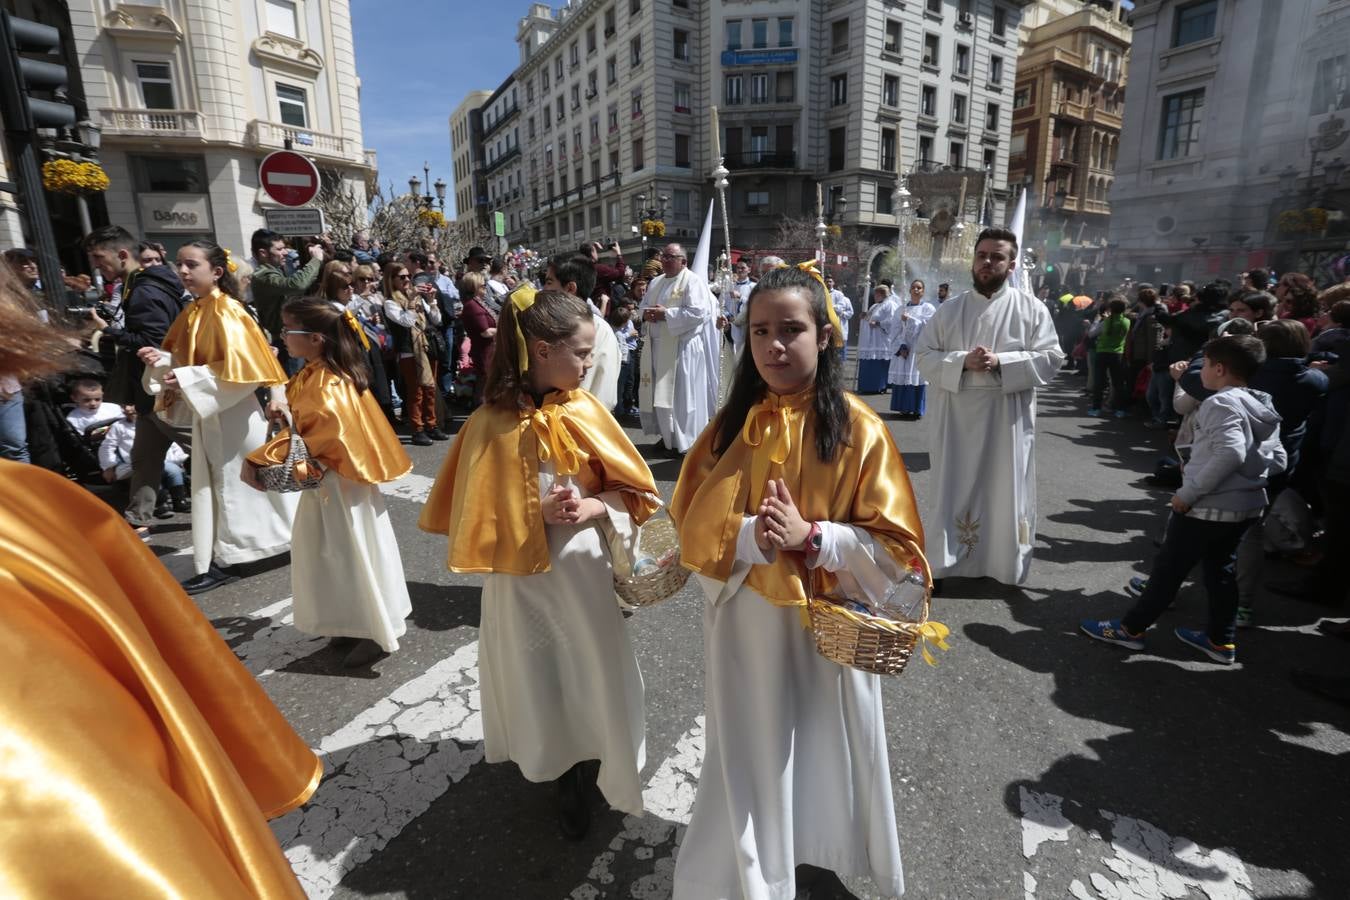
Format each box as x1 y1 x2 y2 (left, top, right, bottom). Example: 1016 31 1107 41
858 296 900 360
149 355 296 576
638 268 721 452
478 465 646 815
887 301 936 386
290 472 411 652
674 518 904 900
581 307 621 410
830 289 854 344
914 284 1065 585
723 277 755 357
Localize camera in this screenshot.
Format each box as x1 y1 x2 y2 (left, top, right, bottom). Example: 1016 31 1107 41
601 236 616 249
66 301 114 320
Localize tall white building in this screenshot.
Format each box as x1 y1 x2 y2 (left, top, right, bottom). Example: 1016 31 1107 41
450 89 493 227
480 0 1030 276
1111 0 1350 283
68 0 374 256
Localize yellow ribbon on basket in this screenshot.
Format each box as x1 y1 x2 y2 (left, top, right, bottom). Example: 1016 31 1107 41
509 281 538 373
815 599 952 666
530 404 583 476
740 399 792 509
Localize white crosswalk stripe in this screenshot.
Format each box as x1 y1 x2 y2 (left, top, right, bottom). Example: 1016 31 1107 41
215 597 330 678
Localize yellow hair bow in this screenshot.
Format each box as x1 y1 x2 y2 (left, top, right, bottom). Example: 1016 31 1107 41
342 308 370 351
223 247 239 273
530 404 582 476
792 260 845 348
509 281 538 373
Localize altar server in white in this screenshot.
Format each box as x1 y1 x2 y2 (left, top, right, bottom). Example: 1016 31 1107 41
244 298 414 669
856 284 899 393
672 263 942 900
915 227 1065 586
140 240 296 596
888 279 937 419
722 259 755 358
420 286 660 841
825 274 854 361
638 241 721 453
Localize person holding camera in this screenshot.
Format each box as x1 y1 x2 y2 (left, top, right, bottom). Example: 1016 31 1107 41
583 240 627 316
82 226 188 528
250 229 325 376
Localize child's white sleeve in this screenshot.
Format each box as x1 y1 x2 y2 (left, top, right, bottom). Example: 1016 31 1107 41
810 522 909 610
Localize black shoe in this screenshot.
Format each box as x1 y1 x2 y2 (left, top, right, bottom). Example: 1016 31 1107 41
556 762 591 840
796 865 855 899
410 430 433 446
153 503 174 519
426 427 450 441
170 486 191 513
342 638 387 668
931 578 945 597
181 564 239 596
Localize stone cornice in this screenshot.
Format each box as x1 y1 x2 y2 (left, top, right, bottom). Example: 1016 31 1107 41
104 4 183 43
252 33 325 76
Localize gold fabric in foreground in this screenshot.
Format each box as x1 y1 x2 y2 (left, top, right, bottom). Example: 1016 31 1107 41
0 461 320 898
671 389 929 606
419 389 660 574
247 361 412 485
162 288 287 385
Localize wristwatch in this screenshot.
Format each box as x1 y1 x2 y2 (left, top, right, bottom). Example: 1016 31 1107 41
805 521 823 553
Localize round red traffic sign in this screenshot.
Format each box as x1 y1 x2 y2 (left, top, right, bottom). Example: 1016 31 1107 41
259 150 320 207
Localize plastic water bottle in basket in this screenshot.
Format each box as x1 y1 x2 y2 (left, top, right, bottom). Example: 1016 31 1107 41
809 562 949 676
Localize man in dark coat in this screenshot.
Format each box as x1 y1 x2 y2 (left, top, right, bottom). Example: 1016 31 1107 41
84 225 187 526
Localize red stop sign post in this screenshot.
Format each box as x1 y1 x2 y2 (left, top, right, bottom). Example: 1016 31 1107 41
259 150 320 207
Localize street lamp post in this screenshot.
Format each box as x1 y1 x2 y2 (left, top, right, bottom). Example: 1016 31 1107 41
635 191 670 257
892 176 912 283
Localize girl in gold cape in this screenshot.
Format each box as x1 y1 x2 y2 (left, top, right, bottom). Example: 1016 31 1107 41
669 265 931 900
245 298 414 669
419 287 659 840
140 240 296 594
0 264 319 898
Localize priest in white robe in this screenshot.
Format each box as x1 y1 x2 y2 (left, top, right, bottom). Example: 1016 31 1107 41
638 242 720 453
915 228 1065 586
888 281 937 418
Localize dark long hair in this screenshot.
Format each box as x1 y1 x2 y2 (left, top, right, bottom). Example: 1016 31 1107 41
181 239 242 299
281 297 371 392
484 288 591 409
714 265 851 462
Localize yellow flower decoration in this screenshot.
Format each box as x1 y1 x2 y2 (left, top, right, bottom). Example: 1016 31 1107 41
41 159 110 194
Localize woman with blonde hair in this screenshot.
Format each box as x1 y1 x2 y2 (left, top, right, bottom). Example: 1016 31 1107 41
459 270 496 404
382 260 444 445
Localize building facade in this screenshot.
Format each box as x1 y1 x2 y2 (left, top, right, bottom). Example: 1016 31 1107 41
1010 0 1130 292
67 0 374 258
470 0 1031 275
1112 0 1350 284
450 89 493 228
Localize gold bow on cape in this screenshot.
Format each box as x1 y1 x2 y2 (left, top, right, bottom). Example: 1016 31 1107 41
740 398 793 509
530 404 583 476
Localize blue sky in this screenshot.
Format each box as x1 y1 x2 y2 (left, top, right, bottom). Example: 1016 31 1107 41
351 0 523 217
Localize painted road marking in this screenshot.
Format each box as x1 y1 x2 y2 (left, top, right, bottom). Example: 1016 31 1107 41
1019 787 1255 899
214 596 329 678
379 472 437 504
270 641 484 899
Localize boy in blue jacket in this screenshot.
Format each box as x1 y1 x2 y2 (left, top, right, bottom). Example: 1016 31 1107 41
1081 335 1287 664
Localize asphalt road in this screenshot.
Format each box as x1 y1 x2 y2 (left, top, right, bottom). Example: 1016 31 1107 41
149 369 1348 900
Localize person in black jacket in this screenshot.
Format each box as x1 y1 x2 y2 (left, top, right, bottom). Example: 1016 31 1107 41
85 226 188 527
1156 279 1230 364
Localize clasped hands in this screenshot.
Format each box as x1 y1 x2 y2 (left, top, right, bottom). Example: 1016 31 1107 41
753 478 814 553
542 484 606 525
963 346 1000 372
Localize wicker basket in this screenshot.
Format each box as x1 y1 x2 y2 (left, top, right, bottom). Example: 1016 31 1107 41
256 418 324 493
807 591 943 676
613 513 690 608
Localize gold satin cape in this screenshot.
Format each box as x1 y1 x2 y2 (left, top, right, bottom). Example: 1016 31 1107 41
670 388 929 606
419 389 660 574
0 461 320 898
246 361 413 485
162 288 287 385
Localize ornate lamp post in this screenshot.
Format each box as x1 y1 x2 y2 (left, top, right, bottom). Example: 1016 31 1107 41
635 191 670 256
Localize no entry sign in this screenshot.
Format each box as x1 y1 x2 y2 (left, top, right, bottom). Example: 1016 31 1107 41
259 150 320 207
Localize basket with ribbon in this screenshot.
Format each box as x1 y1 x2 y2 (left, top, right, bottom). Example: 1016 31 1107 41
255 415 324 492
806 565 950 676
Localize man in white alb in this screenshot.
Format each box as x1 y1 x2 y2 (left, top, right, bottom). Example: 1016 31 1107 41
638 242 720 454
915 227 1065 587
721 260 754 358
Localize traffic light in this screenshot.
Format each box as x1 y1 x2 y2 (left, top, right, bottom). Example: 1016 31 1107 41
0 11 77 131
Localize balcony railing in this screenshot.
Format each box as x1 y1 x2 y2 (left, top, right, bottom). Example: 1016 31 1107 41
99 108 203 139
723 151 796 169
483 144 522 175
248 120 358 161
481 102 521 138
